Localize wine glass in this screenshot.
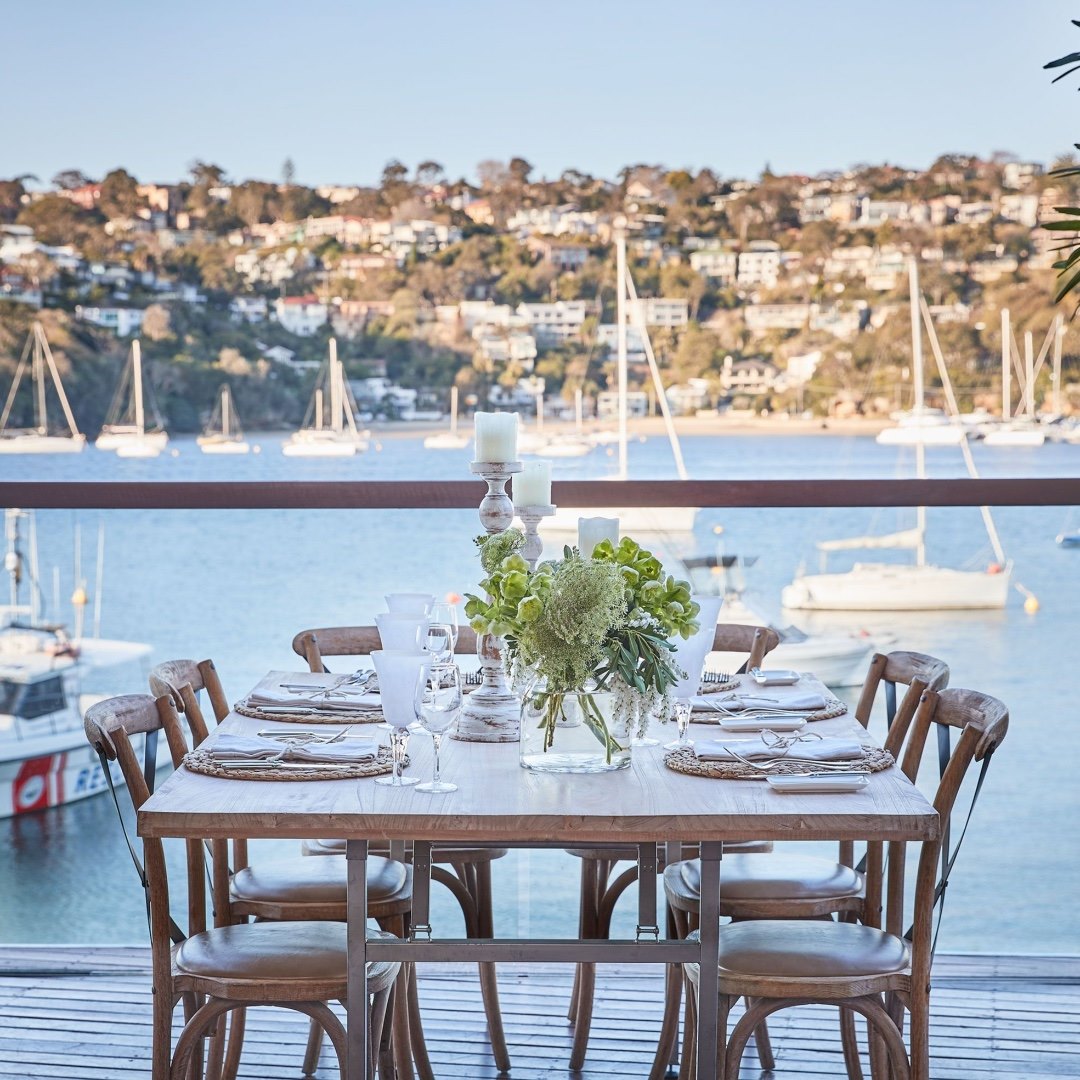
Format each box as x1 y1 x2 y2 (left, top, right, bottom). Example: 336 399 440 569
416 665 461 794
372 652 428 787
425 622 454 665
430 602 459 649
664 699 695 751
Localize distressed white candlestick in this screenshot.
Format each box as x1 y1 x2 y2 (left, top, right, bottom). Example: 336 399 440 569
454 459 525 743
518 504 556 570
578 516 620 557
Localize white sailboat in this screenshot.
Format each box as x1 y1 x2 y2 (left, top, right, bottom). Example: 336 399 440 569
0 322 86 454
541 217 699 539
282 338 370 457
96 340 169 457
423 385 469 449
198 385 250 455
982 312 1054 447
783 260 1012 612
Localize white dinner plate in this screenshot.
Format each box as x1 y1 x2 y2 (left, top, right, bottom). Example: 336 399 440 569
718 716 807 733
767 773 870 794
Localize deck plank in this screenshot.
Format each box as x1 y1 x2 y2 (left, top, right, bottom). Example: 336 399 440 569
0 949 1076 1078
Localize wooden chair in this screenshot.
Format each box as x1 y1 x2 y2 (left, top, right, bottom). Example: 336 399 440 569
565 623 781 1072
681 686 1008 1080
289 625 510 1074
658 649 950 1078
84 692 400 1080
148 659 423 1080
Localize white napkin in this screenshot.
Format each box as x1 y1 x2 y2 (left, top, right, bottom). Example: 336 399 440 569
204 733 376 764
693 735 864 763
245 686 382 713
703 691 828 712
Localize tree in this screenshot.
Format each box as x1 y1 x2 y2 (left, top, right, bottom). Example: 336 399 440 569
1043 22 1080 303
508 157 533 186
99 168 141 219
415 160 445 186
0 176 33 223
282 157 296 187
141 304 173 342
16 195 99 247
379 160 412 210
52 169 90 191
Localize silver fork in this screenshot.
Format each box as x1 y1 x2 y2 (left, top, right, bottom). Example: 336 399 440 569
727 750 867 773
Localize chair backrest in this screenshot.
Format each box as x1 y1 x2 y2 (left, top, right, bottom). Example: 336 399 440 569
885 687 1008 984
84 693 208 956
854 650 950 755
292 624 479 672
709 623 780 674
148 658 229 745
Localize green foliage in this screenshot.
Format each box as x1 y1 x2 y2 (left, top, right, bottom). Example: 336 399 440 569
1045 25 1080 303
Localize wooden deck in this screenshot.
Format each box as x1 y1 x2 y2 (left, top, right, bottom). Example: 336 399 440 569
0 948 1077 1078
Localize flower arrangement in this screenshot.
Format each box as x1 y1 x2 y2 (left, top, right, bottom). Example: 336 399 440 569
465 530 700 761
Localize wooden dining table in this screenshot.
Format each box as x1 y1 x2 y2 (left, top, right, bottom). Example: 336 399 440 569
137 671 940 1080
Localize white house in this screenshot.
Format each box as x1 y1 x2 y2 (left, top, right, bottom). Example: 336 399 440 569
689 249 738 284
629 297 689 329
476 331 539 365
998 193 1040 228
75 305 145 336
0 225 36 261
810 303 866 339
274 295 328 336
823 245 875 279
516 300 588 344
229 296 269 323
507 205 599 238
737 242 782 288
956 202 995 225
597 390 649 419
720 356 780 396
1003 161 1043 189
858 199 911 226
744 303 811 334
596 323 647 359
785 350 823 386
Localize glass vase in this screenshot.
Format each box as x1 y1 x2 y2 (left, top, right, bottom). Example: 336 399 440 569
518 680 633 773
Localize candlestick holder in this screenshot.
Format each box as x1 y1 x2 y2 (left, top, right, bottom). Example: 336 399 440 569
454 460 525 743
517 504 556 570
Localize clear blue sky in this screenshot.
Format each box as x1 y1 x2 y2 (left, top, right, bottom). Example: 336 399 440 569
3 0 1077 187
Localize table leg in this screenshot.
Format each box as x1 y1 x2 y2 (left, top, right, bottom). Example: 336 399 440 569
695 841 722 1079
347 839 370 1080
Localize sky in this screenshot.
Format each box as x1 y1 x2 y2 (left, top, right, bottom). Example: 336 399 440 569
3 0 1078 188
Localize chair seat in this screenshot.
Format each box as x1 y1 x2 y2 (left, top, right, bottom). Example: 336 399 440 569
176 921 348 982
301 838 509 862
670 853 863 903
231 854 407 907
687 921 910 980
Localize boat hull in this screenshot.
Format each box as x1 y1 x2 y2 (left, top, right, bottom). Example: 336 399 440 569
97 430 169 454
541 505 699 536
199 439 250 454
982 429 1046 447
781 563 1011 611
0 435 86 454
876 425 965 446
423 433 470 450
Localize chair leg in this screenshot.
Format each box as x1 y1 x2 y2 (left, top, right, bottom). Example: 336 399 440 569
649 961 683 1080
746 996 776 1070
840 1006 865 1080
474 859 510 1074
289 1003 348 1080
221 1007 245 1080
378 915 416 1080
302 1017 324 1076
172 999 235 1080
153 989 176 1080
678 971 696 1080
569 858 612 1070
406 961 435 1080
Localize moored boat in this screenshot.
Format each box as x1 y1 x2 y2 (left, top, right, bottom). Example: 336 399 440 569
96 340 169 456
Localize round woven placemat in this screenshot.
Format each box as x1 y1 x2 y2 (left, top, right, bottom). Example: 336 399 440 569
663 743 893 781
235 701 385 725
691 696 848 724
184 745 402 781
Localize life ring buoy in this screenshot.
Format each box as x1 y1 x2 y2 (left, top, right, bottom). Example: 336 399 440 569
12 755 65 814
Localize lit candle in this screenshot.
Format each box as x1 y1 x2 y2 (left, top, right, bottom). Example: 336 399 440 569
473 412 518 462
578 516 619 556
513 460 551 506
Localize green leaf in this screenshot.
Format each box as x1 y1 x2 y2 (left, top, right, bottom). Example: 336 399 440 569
1053 264 1080 304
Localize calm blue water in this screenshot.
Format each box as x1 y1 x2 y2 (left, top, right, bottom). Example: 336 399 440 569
1 430 1077 954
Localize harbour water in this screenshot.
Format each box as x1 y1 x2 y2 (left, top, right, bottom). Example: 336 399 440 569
1 430 1077 954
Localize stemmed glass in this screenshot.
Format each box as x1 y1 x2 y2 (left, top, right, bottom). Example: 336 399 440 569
416 665 461 794
430 602 459 650
425 623 454 665
664 699 695 751
372 651 428 787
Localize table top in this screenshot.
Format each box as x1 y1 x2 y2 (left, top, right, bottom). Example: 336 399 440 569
138 671 939 845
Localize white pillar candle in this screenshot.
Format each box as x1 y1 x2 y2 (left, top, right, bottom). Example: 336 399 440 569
578 516 620 557
513 460 551 506
473 411 518 462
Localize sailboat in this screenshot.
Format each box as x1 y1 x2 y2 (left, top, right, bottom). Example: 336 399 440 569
96 340 169 457
541 219 698 537
423 385 469 449
198 385 250 455
982 312 1054 447
0 322 86 453
782 259 1012 611
282 338 370 457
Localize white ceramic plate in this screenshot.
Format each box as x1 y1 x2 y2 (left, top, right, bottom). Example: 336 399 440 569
767 773 870 794
718 716 807 733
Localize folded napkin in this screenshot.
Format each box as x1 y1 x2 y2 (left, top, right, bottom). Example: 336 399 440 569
706 691 828 712
245 686 381 713
693 734 864 763
204 733 377 765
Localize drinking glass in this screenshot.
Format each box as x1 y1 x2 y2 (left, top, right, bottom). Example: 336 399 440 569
430 602 459 650
372 650 429 787
425 622 454 665
416 665 461 793
664 699 695 751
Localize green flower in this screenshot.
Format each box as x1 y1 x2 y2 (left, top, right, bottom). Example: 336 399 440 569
517 595 543 623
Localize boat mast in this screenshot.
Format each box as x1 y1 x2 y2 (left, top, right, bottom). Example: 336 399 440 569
5 509 23 610
450 385 459 436
36 323 81 438
222 386 231 438
329 338 343 435
1024 331 1036 419
33 329 47 434
1001 309 1011 420
132 340 145 434
314 388 324 431
1053 317 1064 414
575 386 583 435
908 258 926 567
614 217 629 480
